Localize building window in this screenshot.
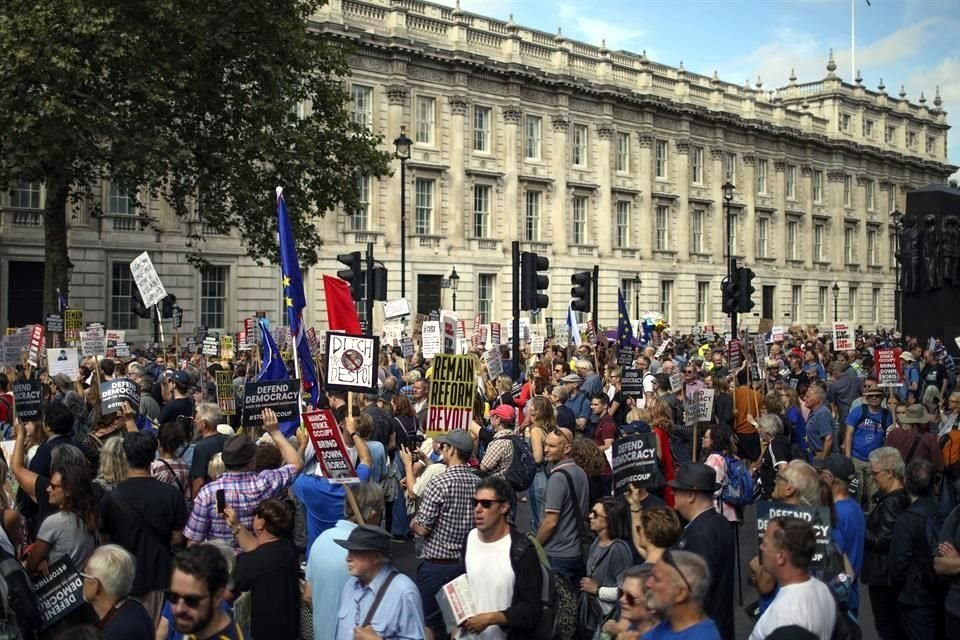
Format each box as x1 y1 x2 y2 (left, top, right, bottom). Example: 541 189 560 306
110 263 137 330
872 288 880 324
477 274 495 323
757 218 769 258
844 226 855 264
791 285 802 322
843 175 852 207
655 140 668 178
414 178 434 235
840 113 851 132
728 212 738 257
200 266 228 329
572 125 588 167
724 153 736 184
621 278 636 314
756 159 768 194
818 286 828 323
691 146 704 184
350 176 370 231
908 131 917 149
524 191 541 241
615 201 630 248
786 165 797 199
814 223 824 262
660 280 673 321
571 196 587 245
787 221 798 260
888 185 896 213
864 119 875 139
109 183 133 215
473 185 491 238
813 170 823 203
524 115 541 160
849 286 858 321
866 179 876 210
616 133 630 172
867 228 878 265
415 96 435 145
691 210 704 253
886 125 897 145
655 205 669 251
350 85 373 130
696 281 709 324
11 181 42 209
927 136 936 154
473 106 491 153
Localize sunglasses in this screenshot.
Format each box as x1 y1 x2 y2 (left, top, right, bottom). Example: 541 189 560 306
662 549 692 594
166 590 211 608
617 587 640 607
472 498 505 509
551 429 572 444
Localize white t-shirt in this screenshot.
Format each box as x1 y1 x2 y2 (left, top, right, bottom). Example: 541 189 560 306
749 577 837 640
463 529 515 640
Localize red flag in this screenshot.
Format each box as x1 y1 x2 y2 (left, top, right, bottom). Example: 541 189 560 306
323 275 362 334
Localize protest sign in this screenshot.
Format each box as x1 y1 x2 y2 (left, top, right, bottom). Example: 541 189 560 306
100 378 141 415
833 322 853 351
242 379 301 427
771 326 784 342
13 379 43 421
382 323 403 347
27 324 45 366
753 334 768 365
186 336 197 354
215 370 236 415
33 557 85 630
530 335 545 355
669 371 683 393
324 333 379 394
80 328 105 357
545 317 554 339
490 322 501 346
685 388 715 425
303 409 358 483
427 354 476 434
244 318 258 350
654 338 672 360
306 327 319 356
456 320 466 342
401 336 414 360
422 321 442 359
64 310 84 342
49 347 80 380
173 306 183 328
411 314 426 342
612 433 660 493
130 251 168 307
727 339 742 371
45 314 63 334
220 335 234 360
519 318 531 343
1 336 19 367
621 368 644 400
202 336 219 357
115 342 130 358
383 298 411 320
555 324 569 346
105 330 125 345
586 320 597 343
484 347 503 380
197 325 208 342
616 345 635 367
874 348 903 387
442 316 456 354
756 500 831 568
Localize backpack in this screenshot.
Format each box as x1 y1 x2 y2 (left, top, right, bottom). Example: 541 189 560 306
504 436 538 491
510 532 572 640
0 547 41 640
939 420 960 476
720 454 756 507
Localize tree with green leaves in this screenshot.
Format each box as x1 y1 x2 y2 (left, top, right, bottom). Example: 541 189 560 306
0 0 390 314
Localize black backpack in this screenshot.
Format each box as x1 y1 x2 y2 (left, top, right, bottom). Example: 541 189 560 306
509 531 565 640
0 547 41 640
504 436 538 491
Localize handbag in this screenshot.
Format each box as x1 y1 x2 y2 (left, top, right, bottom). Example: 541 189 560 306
576 542 615 640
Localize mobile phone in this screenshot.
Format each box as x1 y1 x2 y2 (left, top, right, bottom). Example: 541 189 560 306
216 489 226 514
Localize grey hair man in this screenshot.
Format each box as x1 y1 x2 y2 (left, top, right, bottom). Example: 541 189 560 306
644 550 719 638
82 544 154 635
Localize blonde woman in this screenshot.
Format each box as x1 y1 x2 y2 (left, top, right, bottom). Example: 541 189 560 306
94 435 128 494
526 395 555 530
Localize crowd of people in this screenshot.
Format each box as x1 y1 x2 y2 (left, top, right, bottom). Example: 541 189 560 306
0 323 958 640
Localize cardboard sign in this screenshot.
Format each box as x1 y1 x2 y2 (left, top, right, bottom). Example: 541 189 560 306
771 326 784 342
324 332 379 394
220 335 234 360
80 328 106 357
490 322 501 346
756 500 832 568
654 338 672 361
130 251 168 307
530 335 545 355
621 368 645 400
617 345 635 367
64 310 84 342
27 324 45 366
215 370 235 415
669 371 683 393
242 379 301 427
727 339 742 371
33 557 85 630
442 316 457 355
45 314 63 334
874 348 903 387
612 433 660 492
833 322 853 351
684 388 715 425
49 347 80 380
545 317 554 340
484 347 503 381
401 336 415 359
422 321 442 359
427 354 476 434
202 336 219 357
383 298 411 320
303 409 358 483
173 305 183 329
100 378 141 415
13 379 43 421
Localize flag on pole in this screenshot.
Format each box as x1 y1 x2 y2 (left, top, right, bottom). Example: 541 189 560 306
567 303 582 347
323 275 362 334
255 319 299 436
277 188 320 410
56 288 67 313
616 289 635 350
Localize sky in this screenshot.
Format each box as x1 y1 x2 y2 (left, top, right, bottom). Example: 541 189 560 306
436 0 960 170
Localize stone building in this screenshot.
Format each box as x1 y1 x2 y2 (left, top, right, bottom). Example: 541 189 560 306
0 0 954 341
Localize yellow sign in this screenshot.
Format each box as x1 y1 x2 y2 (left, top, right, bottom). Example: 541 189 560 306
215 370 235 415
220 335 235 360
426 354 475 435
64 310 84 342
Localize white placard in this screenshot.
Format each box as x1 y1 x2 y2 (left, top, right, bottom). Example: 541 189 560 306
771 326 784 342
49 347 81 381
383 298 411 320
80 328 106 357
685 388 716 425
130 251 168 308
833 322 853 351
105 330 125 344
382 323 403 347
442 316 456 355
325 333 379 393
530 335 545 355
484 347 503 380
422 321 442 359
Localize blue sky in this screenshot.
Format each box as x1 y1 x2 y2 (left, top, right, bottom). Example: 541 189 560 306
439 0 960 169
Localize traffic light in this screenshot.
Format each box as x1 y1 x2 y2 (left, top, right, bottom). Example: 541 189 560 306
570 271 592 313
130 289 152 319
160 294 177 319
336 251 362 301
721 276 741 314
520 252 550 311
372 266 388 301
737 267 757 312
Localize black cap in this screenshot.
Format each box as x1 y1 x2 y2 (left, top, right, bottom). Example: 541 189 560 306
667 462 721 493
335 524 392 555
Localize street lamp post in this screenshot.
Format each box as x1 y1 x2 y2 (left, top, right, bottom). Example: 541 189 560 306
832 282 840 323
393 127 412 298
890 209 903 334
722 180 736 337
449 266 460 312
632 272 641 324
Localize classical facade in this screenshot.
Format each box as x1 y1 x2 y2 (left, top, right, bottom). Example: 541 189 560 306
0 0 954 341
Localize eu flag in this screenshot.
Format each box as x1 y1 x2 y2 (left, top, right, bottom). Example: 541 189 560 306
277 187 320 410
617 289 635 351
255 319 298 437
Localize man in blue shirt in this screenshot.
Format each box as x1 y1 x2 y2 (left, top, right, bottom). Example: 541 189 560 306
804 385 836 460
644 550 721 639
816 454 866 617
560 374 592 437
843 388 892 507
334 525 425 640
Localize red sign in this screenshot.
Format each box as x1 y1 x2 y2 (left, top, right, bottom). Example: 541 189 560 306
27 324 45 367
727 339 743 370
874 348 903 387
303 410 358 483
244 317 257 349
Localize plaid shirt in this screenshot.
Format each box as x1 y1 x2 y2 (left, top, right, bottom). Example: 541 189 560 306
183 465 297 552
414 463 479 560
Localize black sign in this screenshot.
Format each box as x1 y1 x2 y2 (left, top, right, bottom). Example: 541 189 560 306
100 378 141 415
612 433 660 492
13 379 42 421
621 367 644 400
173 306 183 329
755 500 832 569
545 317 554 340
186 336 197 353
242 379 301 427
197 325 208 342
33 557 85 630
45 314 63 334
617 345 635 367
428 310 440 322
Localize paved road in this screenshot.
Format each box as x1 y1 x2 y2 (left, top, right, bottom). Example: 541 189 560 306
387 498 875 639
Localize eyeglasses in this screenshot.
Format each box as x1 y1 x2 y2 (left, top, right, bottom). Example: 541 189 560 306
166 590 211 608
662 549 691 594
472 498 506 509
617 587 640 607
551 429 572 444
79 572 99 584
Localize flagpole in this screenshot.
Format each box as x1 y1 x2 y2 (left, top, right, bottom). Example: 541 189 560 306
851 0 855 81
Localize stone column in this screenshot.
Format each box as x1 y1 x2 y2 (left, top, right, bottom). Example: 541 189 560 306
502 106 522 247
448 95 468 249
828 171 846 271
774 161 787 267
636 132 654 261
856 175 869 266
674 139 691 262
710 148 725 263
551 114 570 254
742 154 757 263
802 166 815 270
596 123 615 255
385 85 409 246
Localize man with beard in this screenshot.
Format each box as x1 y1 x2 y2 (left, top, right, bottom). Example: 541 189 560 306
643 550 720 639
167 544 243 639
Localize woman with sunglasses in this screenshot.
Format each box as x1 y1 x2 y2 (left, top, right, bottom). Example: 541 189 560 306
600 565 658 639
580 498 636 613
25 461 98 575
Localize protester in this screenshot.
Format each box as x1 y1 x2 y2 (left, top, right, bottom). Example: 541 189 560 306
526 395 554 531
601 565 659 637
168 543 244 638
538 427 589 587
885 403 943 472
581 497 635 617
814 454 864 617
478 404 518 477
644 550 721 639
803 386 835 460
26 462 98 574
189 402 228 497
635 507 682 566
152 421 191 500
81 544 154 639
843 387 892 507
754 414 792 499
700 427 739 522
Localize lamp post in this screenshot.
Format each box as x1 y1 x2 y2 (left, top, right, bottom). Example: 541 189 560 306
832 282 840 323
393 127 412 298
449 266 460 312
632 272 641 324
722 179 736 336
890 209 903 334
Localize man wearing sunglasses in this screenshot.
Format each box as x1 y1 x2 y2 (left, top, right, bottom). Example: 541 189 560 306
644 549 719 639
168 544 243 639
538 427 589 586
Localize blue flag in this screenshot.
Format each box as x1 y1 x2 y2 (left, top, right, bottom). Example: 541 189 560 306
616 289 636 350
277 188 320 410
255 319 300 437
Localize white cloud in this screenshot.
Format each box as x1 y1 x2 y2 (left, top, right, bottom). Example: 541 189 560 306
556 3 645 51
431 0 517 21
